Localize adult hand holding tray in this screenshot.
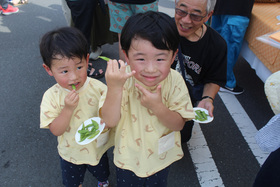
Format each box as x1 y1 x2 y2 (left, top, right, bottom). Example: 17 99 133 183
192 107 214 124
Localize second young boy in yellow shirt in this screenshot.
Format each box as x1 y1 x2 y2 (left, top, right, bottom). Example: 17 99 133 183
101 11 195 186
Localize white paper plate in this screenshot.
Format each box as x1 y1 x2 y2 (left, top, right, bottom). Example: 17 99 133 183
75 117 105 145
192 107 214 124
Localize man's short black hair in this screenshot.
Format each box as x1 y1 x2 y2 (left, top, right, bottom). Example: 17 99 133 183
120 11 180 56
39 27 88 68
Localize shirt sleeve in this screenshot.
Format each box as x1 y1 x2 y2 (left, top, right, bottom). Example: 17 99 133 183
40 89 61 129
167 71 195 121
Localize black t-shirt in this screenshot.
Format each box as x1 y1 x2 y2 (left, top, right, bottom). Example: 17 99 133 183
110 0 156 4
171 24 227 102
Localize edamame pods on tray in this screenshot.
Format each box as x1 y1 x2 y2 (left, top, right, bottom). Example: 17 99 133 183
195 110 209 121
78 120 100 142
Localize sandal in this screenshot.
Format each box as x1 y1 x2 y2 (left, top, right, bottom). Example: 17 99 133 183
87 63 105 79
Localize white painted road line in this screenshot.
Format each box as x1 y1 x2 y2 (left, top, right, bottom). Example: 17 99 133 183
218 92 269 165
188 122 225 187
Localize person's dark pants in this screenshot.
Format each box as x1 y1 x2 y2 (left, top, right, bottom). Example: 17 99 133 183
60 152 110 187
66 0 98 50
180 120 194 143
253 147 280 187
116 166 170 187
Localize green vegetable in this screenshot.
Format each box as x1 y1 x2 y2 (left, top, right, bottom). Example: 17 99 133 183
88 130 100 139
98 56 111 62
195 110 209 121
72 85 76 90
78 120 100 142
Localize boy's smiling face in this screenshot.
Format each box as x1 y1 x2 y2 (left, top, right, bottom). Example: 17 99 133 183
125 38 177 87
43 55 89 91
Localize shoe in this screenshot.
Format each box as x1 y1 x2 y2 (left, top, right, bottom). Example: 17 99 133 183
90 47 102 60
1 4 19 15
219 85 244 95
87 63 105 79
98 180 110 187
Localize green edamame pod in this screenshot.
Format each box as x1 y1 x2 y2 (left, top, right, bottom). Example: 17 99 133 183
201 111 208 119
99 56 110 62
195 110 203 119
78 129 88 134
88 130 100 139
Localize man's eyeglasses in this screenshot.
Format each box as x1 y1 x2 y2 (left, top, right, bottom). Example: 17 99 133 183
175 8 206 22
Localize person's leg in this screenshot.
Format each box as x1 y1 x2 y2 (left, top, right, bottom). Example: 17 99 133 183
0 0 9 9
116 166 170 187
221 15 249 89
253 147 280 187
213 15 249 93
0 0 18 15
87 152 110 186
108 1 158 61
60 157 86 187
66 0 97 51
108 1 132 61
144 166 170 187
132 1 158 14
61 0 71 26
116 167 145 187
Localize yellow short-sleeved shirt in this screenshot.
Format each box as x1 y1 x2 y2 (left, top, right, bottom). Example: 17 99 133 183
40 77 113 165
100 67 195 177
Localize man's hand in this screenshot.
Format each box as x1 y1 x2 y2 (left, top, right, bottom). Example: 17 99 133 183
197 99 214 117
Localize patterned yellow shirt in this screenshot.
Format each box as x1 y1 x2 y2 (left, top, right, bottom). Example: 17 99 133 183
40 77 113 165
100 67 195 177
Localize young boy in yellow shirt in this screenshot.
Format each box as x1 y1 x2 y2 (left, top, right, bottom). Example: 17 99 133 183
39 27 112 187
100 11 195 186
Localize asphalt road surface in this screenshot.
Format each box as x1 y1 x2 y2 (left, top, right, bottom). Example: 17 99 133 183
0 0 275 186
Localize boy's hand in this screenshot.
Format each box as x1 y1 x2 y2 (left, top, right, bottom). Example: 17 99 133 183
64 90 79 111
135 84 163 111
105 59 135 89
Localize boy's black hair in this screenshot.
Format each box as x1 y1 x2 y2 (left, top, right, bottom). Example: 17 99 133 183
39 27 88 68
120 11 180 56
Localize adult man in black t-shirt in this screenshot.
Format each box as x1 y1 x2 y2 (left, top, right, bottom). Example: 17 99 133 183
172 0 227 143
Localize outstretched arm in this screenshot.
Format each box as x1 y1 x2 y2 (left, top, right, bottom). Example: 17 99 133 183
136 84 185 131
101 60 135 127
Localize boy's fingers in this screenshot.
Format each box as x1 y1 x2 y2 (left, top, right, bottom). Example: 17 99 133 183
135 83 149 95
156 85 162 95
112 59 119 72
106 60 112 72
118 59 125 67
126 70 136 79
